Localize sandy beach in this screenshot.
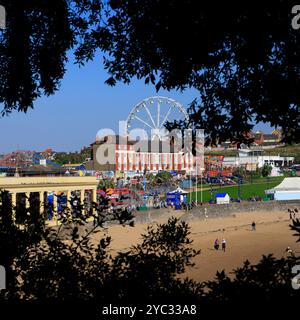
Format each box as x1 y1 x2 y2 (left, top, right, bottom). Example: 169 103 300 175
90 209 300 283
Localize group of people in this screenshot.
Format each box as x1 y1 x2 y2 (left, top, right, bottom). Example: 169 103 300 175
213 221 258 252
210 208 299 257
214 238 227 252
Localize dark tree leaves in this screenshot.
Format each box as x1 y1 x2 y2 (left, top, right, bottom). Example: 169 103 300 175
0 0 300 143
81 0 300 144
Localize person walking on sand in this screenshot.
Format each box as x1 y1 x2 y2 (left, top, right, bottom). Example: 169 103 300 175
251 221 256 231
286 246 295 257
222 239 226 252
214 239 219 250
204 207 208 218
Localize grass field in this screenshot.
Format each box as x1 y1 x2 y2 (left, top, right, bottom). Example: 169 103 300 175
243 176 286 184
189 177 284 202
196 176 285 188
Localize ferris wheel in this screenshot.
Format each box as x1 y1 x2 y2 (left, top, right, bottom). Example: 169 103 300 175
125 96 190 140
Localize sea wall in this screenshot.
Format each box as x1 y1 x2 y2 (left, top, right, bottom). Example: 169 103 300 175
133 200 300 224
133 208 185 224
181 200 300 222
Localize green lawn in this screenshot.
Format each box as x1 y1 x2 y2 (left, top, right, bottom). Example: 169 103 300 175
243 176 286 184
189 178 284 202
196 176 285 188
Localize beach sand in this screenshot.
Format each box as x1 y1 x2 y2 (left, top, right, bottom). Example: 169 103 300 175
90 210 300 282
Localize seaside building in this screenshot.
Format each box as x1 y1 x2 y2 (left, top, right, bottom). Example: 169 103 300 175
0 176 98 222
223 148 294 171
252 129 282 147
85 135 197 174
218 129 282 149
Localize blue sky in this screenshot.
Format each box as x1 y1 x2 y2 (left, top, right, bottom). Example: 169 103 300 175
0 54 271 153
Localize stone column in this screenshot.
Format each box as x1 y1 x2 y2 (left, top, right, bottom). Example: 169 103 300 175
11 192 17 223
53 193 58 220
92 189 97 203
66 190 71 209
39 191 44 214
80 189 85 205
25 192 30 208
92 188 97 214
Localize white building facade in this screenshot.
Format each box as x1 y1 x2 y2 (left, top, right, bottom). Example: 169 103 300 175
223 149 294 170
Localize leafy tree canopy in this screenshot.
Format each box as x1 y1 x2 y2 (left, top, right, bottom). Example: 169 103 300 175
54 147 91 165
0 190 300 317
0 0 299 144
261 164 273 177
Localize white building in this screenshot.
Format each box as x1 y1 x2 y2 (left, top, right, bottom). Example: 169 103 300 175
265 177 300 200
216 193 230 204
88 136 197 174
223 149 294 171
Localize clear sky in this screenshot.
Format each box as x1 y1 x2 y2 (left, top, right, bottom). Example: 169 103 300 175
0 53 271 153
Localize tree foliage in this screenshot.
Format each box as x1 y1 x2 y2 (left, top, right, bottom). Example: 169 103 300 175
261 164 273 177
0 190 201 309
154 171 173 183
0 1 299 143
0 0 72 114
1 190 300 318
97 177 115 190
80 0 300 144
0 0 104 114
54 147 91 165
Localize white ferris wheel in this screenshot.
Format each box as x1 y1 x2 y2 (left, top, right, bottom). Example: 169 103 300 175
125 96 190 140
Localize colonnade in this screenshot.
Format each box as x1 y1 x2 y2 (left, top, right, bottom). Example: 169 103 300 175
9 189 97 222
0 176 99 223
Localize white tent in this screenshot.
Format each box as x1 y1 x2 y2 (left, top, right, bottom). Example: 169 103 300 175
265 177 300 200
169 187 189 194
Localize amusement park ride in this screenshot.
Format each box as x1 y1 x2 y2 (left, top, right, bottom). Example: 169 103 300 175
125 96 190 140
205 155 233 178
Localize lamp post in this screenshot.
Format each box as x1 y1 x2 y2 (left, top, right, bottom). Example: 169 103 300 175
195 159 204 205
200 168 203 204
190 172 192 206
250 152 253 184
195 158 198 205
238 178 241 202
